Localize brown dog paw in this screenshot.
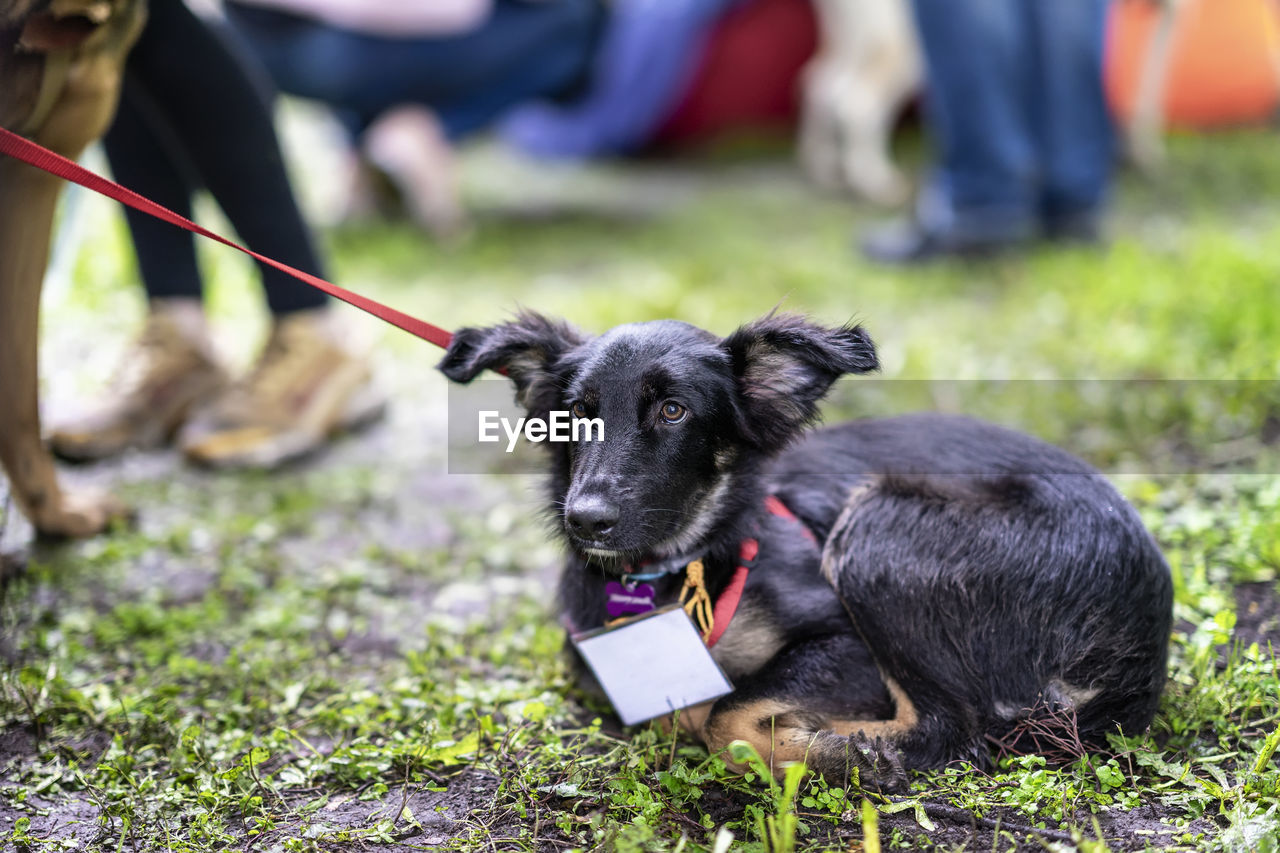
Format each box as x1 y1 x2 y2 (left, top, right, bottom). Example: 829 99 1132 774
30 485 133 539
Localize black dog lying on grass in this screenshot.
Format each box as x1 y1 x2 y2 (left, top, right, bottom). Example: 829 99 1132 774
439 313 1172 790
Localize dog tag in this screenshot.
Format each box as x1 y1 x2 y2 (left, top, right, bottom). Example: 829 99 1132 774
605 580 655 617
572 605 734 726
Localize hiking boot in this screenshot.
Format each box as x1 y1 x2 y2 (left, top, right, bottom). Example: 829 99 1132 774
179 311 386 469
48 310 228 462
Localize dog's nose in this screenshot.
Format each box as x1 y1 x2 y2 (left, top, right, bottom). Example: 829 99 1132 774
566 496 620 540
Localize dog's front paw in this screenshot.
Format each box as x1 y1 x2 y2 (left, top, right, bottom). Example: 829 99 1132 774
846 733 907 793
806 730 908 792
30 485 132 539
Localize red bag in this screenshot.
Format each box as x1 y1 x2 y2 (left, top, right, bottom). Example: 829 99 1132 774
655 0 817 146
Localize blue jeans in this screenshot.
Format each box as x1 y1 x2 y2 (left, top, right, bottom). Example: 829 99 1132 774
500 0 743 159
910 0 1116 238
224 0 601 142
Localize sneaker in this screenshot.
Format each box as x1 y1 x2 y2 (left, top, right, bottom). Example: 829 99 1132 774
48 311 228 462
179 311 386 469
1042 209 1105 245
860 218 1034 265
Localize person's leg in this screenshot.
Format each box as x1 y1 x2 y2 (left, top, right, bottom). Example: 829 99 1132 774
426 0 603 141
350 0 601 237
358 105 469 239
103 79 205 303
121 0 328 317
226 0 599 237
221 4 376 130
92 0 383 468
909 0 1036 237
226 0 601 141
1026 0 1115 236
48 80 229 462
863 0 1037 262
500 0 737 159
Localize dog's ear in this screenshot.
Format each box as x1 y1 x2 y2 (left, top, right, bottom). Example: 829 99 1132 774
437 312 586 409
723 314 878 446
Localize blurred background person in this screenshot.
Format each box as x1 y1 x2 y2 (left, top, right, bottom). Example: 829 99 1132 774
222 0 824 236
861 0 1116 264
499 0 743 159
49 0 385 470
222 0 603 239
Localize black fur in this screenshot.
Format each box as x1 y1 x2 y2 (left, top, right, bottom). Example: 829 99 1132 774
438 313 1173 789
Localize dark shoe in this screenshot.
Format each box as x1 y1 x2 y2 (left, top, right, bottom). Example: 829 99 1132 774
1042 210 1105 245
860 219 1031 265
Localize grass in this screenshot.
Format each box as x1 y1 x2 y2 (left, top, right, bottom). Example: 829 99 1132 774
1 121 1279 851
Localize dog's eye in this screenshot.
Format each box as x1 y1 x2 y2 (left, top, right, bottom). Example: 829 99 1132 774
659 402 687 424
570 401 588 419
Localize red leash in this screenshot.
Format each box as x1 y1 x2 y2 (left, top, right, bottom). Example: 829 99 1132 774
0 126 455 350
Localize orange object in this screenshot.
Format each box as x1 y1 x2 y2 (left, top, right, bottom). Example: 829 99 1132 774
1106 0 1280 128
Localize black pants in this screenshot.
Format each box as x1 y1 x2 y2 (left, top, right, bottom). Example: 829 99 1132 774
104 0 327 316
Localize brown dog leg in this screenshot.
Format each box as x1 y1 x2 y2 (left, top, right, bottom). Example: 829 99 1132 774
0 157 129 538
698 694 911 792
1 3 144 538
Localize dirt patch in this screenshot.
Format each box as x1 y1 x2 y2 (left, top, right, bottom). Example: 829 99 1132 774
679 785 1217 852
1235 581 1280 650
273 772 492 851
0 790 104 849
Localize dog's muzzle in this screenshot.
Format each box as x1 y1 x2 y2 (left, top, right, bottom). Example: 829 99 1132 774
565 494 620 544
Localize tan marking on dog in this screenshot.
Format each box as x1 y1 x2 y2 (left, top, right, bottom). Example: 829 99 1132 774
704 700 822 775
653 472 734 558
994 701 1022 721
708 603 784 680
508 351 552 406
702 677 918 778
827 675 918 740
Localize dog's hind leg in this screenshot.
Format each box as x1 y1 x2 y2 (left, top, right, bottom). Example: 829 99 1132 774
695 633 915 791
0 157 130 537
819 471 1171 772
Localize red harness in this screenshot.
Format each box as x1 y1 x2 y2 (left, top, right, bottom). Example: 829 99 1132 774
704 494 814 648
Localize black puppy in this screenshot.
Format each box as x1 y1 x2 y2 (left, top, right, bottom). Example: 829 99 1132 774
439 313 1172 789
